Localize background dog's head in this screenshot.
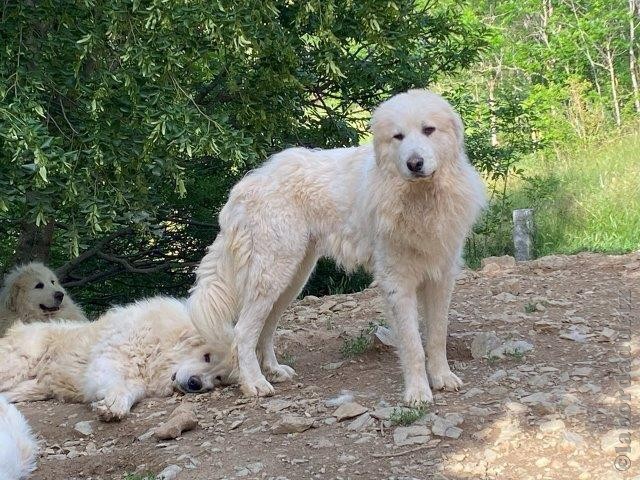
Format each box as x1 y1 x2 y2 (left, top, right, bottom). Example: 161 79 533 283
0 262 73 321
371 89 465 181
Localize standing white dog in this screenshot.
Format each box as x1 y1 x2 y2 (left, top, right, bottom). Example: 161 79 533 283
189 90 486 405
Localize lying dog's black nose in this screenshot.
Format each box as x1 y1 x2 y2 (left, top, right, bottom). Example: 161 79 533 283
187 376 202 392
53 291 64 302
407 156 424 172
171 372 176 382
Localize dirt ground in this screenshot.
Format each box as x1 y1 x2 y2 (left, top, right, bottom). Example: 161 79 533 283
18 252 640 480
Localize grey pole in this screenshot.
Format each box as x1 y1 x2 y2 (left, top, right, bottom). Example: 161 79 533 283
513 208 534 261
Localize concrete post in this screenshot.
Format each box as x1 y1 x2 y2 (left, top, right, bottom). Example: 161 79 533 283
513 208 534 261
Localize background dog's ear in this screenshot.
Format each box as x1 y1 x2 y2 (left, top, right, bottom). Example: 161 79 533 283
0 276 22 312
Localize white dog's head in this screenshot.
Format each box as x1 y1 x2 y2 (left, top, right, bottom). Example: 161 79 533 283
371 89 464 181
170 333 233 395
0 262 77 321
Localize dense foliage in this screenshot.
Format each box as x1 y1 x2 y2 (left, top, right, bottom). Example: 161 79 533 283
2 0 638 309
1 0 487 310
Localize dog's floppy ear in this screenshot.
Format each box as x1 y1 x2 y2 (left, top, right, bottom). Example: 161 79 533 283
1 275 23 313
450 111 465 148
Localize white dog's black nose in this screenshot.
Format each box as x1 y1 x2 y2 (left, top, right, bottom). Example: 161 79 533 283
407 156 424 173
53 291 64 303
186 376 202 392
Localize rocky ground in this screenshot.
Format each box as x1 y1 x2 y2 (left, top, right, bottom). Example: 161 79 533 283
18 252 640 480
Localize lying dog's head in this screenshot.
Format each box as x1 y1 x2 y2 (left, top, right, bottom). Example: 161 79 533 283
371 89 464 181
170 335 233 394
0 262 74 321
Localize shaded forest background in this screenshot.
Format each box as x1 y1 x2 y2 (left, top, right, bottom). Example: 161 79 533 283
1 0 638 313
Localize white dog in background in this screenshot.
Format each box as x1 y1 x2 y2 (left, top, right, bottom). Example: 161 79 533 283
189 89 486 405
0 297 231 422
0 395 38 480
0 262 87 336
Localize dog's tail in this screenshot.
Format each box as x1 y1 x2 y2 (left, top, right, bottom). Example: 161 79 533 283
188 224 252 370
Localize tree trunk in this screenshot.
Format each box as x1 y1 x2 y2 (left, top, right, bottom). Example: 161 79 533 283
630 0 640 114
488 77 499 147
11 220 55 267
605 44 622 126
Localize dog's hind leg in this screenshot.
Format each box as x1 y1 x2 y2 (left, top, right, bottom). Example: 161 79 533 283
419 271 462 391
0 348 30 393
3 379 51 402
235 244 309 397
258 246 319 383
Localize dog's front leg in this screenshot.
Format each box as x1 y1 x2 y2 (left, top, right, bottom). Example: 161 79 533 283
420 271 462 391
90 383 145 422
377 265 432 405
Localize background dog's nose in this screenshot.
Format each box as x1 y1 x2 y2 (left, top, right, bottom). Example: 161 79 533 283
407 156 424 173
53 291 64 302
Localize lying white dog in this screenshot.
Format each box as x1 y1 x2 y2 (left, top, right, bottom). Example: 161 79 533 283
0 262 87 336
0 395 38 480
0 297 230 421
189 90 486 405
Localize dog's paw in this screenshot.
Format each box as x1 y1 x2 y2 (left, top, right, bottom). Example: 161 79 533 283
428 366 463 391
265 364 296 383
403 383 434 406
240 376 275 397
91 400 128 422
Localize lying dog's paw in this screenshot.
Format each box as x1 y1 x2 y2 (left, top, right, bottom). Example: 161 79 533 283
92 399 128 422
403 382 434 406
265 364 296 383
428 366 463 391
240 376 275 397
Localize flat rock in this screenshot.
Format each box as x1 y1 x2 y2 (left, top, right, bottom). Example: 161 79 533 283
393 425 431 446
370 406 408 421
271 415 315 434
431 417 463 439
471 331 502 359
261 398 294 413
346 412 374 431
489 339 534 359
481 255 516 273
154 403 198 440
157 465 182 480
333 402 368 421
74 421 93 436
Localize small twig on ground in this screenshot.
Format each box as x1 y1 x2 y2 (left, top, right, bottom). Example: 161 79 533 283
370 445 429 458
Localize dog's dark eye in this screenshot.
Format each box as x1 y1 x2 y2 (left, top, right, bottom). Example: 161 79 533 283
393 133 404 141
203 353 211 363
422 126 436 136
35 282 44 289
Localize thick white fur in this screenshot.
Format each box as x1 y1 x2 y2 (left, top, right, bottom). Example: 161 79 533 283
0 262 87 336
0 395 38 480
0 297 231 422
189 90 486 405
